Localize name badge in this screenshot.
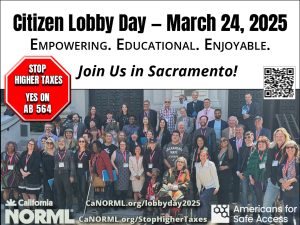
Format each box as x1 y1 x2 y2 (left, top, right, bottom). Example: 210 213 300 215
123 163 129 168
272 160 278 167
59 162 65 168
259 163 266 169
148 163 153 169
219 161 223 166
78 163 83 168
24 166 27 172
8 165 14 170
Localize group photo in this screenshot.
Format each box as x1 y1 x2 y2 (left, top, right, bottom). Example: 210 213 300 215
1 89 299 225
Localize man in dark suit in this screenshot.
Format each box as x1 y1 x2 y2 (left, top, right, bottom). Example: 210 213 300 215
177 121 192 155
241 93 260 132
252 116 272 143
208 109 228 144
193 115 216 157
187 90 204 118
229 124 246 203
67 113 86 140
52 116 64 137
139 100 157 130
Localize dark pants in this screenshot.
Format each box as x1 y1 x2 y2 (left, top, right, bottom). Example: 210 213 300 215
191 172 199 200
95 185 109 214
198 188 215 219
76 173 88 211
253 181 264 207
54 172 73 210
43 181 57 208
218 170 231 204
232 171 240 202
283 194 299 225
116 190 128 202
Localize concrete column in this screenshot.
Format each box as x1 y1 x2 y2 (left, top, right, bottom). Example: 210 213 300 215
68 90 89 118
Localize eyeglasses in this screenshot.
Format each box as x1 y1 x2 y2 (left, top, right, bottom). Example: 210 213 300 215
78 140 85 143
286 146 295 150
164 101 171 103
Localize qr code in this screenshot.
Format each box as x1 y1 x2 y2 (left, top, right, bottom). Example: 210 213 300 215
263 67 296 99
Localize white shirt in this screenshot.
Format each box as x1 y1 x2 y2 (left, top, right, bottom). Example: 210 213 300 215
195 160 220 192
196 108 215 129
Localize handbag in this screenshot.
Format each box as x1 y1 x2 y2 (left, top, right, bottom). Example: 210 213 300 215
92 174 106 188
102 170 118 182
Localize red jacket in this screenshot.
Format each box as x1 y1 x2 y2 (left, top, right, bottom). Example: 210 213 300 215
95 151 113 181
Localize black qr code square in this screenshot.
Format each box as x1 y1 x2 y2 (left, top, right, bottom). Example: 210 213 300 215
263 67 296 99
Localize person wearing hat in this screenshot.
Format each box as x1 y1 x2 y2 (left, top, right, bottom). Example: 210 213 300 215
64 128 77 152
141 138 164 197
252 116 271 144
143 168 161 217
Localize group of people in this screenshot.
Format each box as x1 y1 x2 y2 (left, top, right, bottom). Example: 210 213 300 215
1 91 299 224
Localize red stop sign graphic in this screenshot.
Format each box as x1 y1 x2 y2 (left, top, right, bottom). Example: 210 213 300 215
4 56 71 121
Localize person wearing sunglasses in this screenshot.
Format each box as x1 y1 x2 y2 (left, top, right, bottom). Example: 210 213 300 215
278 140 299 225
214 137 234 204
53 137 75 212
158 156 190 216
41 137 56 206
159 98 177 133
74 137 91 213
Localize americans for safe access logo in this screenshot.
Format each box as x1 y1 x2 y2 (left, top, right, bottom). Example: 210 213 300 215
211 204 230 223
5 199 75 224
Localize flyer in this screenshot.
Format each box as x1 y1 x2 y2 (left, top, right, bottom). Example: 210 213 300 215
1 1 299 225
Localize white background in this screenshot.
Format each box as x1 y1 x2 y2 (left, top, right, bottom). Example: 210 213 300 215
1 1 299 89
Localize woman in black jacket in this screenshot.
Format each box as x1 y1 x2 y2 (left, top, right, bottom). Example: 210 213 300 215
155 119 171 149
214 137 234 204
84 106 102 130
41 138 56 206
190 135 207 200
116 104 130 130
18 139 42 203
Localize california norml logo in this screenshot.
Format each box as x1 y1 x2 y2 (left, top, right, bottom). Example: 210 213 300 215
5 199 75 224
5 199 17 207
